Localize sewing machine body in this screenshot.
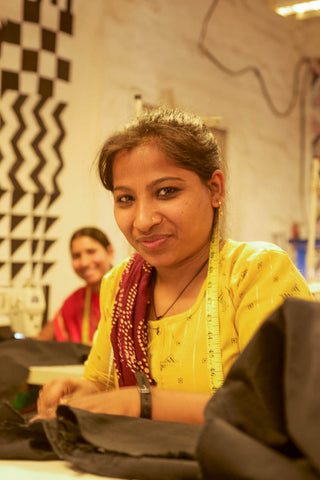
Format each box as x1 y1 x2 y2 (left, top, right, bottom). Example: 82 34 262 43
0 286 46 337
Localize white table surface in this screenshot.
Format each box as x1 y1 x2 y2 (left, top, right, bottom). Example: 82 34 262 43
0 460 122 479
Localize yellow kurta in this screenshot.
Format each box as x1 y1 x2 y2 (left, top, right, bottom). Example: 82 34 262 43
83 239 313 393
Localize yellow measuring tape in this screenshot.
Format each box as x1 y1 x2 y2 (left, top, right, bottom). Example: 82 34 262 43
206 215 224 394
81 286 92 344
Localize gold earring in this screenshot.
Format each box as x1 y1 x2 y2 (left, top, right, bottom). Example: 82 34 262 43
218 200 223 216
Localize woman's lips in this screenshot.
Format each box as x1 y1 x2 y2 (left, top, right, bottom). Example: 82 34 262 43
138 235 168 249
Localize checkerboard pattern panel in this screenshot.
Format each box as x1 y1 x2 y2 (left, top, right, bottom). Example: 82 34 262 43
0 0 73 97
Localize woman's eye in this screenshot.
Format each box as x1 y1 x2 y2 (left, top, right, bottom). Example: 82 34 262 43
115 194 133 204
158 187 178 197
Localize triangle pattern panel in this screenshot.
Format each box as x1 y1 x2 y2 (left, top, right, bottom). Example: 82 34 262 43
11 262 26 280
12 189 26 208
33 191 46 209
43 238 56 255
10 214 25 232
45 215 58 233
42 261 55 277
11 237 26 255
10 215 32 238
10 191 33 215
31 238 40 255
11 238 32 261
32 215 42 232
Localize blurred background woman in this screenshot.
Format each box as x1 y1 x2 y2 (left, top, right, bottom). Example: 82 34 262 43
36 227 114 345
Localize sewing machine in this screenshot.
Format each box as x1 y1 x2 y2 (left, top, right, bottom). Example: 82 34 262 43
0 286 46 338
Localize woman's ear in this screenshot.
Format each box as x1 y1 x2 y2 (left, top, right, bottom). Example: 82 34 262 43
107 244 115 258
207 169 225 208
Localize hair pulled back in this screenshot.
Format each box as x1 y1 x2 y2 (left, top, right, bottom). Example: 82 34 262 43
98 107 222 191
70 227 111 251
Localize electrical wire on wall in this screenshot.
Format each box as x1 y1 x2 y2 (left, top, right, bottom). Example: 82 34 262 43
197 0 317 223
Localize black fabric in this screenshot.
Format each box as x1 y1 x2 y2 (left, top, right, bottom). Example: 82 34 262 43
2 298 320 479
0 338 90 400
0 401 57 460
197 298 320 480
0 401 201 479
44 405 202 479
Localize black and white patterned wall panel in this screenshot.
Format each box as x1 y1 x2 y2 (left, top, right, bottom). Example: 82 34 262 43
0 0 73 286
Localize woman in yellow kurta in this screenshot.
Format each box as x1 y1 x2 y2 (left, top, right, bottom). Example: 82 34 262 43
36 107 313 424
84 238 311 393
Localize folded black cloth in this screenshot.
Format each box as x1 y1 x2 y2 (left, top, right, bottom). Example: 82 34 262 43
44 405 202 480
0 401 201 479
0 338 90 400
0 401 57 460
197 298 320 480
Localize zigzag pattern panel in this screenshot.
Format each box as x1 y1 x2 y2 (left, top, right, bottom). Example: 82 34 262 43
0 90 66 284
0 91 66 197
0 0 73 287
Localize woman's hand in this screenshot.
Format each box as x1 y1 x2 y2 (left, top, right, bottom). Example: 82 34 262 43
33 377 102 420
59 386 141 418
33 379 210 424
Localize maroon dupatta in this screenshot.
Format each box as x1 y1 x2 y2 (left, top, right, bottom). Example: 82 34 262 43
110 253 153 386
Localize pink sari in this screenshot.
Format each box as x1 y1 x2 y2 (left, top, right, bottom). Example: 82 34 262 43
53 286 100 344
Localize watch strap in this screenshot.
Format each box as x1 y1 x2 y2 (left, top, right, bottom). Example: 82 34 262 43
135 370 152 419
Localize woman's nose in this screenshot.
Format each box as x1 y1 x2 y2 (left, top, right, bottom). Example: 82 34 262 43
133 203 160 231
78 254 90 267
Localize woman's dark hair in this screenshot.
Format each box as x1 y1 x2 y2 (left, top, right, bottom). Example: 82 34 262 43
98 107 222 191
70 227 111 251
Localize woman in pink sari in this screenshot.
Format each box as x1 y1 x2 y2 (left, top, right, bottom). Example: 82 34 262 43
37 227 114 345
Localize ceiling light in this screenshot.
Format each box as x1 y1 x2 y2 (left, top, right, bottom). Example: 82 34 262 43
270 0 320 19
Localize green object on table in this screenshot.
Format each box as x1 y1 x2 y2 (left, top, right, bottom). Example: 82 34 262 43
12 388 39 411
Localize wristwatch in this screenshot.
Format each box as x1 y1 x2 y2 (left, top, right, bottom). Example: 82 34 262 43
135 370 152 419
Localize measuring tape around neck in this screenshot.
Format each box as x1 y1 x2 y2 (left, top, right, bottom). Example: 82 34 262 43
82 286 92 344
206 215 224 394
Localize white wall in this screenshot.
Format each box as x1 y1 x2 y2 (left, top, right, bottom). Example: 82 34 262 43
46 0 320 315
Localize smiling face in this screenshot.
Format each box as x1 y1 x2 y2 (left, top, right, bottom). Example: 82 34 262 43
71 236 113 292
112 142 224 270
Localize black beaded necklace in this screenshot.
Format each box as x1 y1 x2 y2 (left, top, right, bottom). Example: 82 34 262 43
152 257 209 320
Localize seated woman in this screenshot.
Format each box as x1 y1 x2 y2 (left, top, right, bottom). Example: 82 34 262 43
36 227 114 345
35 107 313 423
